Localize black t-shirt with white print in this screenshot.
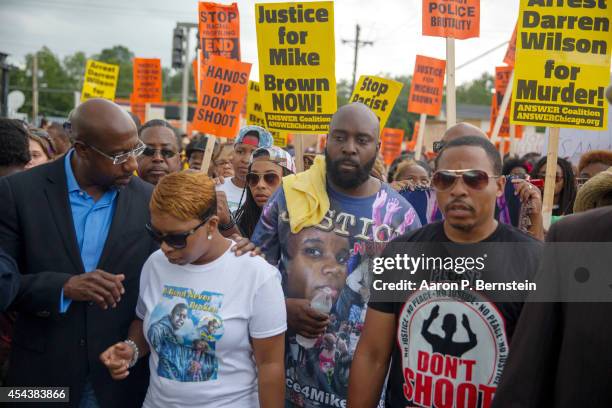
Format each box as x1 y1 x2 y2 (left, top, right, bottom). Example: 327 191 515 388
369 221 541 408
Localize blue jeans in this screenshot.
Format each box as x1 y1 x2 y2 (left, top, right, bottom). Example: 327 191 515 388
79 380 100 408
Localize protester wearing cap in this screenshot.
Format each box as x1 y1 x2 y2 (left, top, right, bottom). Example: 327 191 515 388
216 125 273 216
235 146 296 238
137 120 182 186
185 135 209 171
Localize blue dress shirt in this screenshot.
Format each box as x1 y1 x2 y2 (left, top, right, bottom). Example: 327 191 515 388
60 150 118 313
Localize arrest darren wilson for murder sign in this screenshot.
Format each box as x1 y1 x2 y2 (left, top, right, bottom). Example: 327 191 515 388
510 0 612 130
255 1 337 134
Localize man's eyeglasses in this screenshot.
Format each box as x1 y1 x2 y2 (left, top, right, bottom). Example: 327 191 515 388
145 215 211 249
78 140 146 165
246 172 281 188
142 147 177 159
432 169 500 192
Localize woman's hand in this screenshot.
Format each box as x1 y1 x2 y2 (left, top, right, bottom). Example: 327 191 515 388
99 342 135 380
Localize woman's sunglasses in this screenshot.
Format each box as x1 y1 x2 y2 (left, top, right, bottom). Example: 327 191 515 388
432 169 500 192
145 216 211 249
246 172 281 188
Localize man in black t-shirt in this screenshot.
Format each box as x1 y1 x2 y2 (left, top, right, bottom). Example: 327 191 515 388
348 136 541 408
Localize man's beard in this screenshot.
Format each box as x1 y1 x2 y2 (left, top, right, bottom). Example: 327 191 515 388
325 151 376 190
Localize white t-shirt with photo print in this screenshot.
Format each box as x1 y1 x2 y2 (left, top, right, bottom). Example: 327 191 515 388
136 241 286 408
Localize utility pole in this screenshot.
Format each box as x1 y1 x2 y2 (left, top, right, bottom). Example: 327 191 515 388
32 52 38 126
342 24 374 91
0 52 10 117
174 22 198 134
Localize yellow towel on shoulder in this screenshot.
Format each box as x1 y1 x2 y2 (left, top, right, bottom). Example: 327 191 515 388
283 155 329 234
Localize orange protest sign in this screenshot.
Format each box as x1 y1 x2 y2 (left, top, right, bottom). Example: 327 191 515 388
132 58 162 103
381 128 404 166
422 0 480 40
199 2 240 63
407 123 419 152
494 140 511 155
130 93 146 124
503 24 517 67
192 56 251 138
494 65 513 95
407 55 446 116
488 93 523 139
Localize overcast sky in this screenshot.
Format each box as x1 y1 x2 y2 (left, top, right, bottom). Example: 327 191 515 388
0 0 520 85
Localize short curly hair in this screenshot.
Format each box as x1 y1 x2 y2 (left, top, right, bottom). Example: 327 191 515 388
150 170 217 221
0 119 31 167
578 150 612 175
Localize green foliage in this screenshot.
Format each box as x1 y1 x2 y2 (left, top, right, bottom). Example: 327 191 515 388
93 45 134 99
456 72 495 105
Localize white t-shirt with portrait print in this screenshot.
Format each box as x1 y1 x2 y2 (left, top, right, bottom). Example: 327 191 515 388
216 178 246 215
136 241 287 408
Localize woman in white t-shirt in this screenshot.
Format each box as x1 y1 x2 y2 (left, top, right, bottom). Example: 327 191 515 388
100 171 286 408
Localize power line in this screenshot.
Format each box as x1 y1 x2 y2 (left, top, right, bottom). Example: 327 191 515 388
456 41 509 70
342 24 374 91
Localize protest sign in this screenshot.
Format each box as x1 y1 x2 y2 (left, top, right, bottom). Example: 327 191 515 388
510 0 611 130
247 80 266 127
350 75 403 130
504 24 517 67
489 66 523 139
132 58 162 103
192 55 251 138
542 104 612 165
247 80 287 147
81 59 119 103
407 122 419 152
199 2 240 63
422 0 480 39
381 128 404 166
130 93 145 124
255 1 337 133
273 132 288 147
408 55 446 116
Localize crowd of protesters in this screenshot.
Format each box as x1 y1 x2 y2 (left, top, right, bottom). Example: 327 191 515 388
1 90 612 407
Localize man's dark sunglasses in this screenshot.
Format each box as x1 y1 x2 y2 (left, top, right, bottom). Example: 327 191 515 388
432 169 500 192
433 140 446 153
143 147 178 159
146 213 213 249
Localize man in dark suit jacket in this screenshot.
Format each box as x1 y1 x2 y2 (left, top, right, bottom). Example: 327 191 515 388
0 99 157 407
492 206 612 407
0 248 19 311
